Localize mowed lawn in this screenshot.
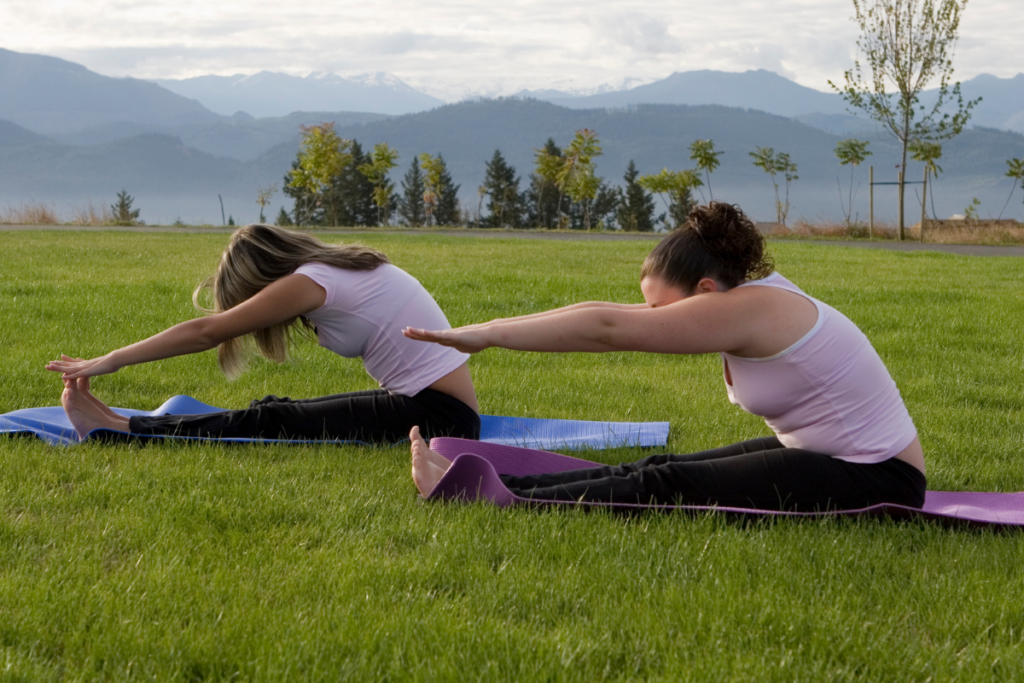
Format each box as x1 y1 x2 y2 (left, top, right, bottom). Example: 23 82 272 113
1 230 1023 682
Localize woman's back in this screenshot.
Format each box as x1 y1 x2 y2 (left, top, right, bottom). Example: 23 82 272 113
723 273 917 463
295 262 470 397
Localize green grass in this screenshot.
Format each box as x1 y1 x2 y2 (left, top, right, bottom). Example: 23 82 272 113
1 231 1023 681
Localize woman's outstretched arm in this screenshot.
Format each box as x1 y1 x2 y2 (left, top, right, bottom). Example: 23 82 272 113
405 288 765 357
45 274 326 379
459 301 649 331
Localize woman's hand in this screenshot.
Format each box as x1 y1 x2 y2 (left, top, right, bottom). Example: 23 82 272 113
45 354 121 380
403 327 491 354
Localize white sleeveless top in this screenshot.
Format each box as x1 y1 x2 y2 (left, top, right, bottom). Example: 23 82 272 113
722 273 918 464
294 262 470 397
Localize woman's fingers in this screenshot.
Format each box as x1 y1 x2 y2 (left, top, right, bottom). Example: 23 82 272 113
44 355 115 379
403 327 446 342
403 327 484 353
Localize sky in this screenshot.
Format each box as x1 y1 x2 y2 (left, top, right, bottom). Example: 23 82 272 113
1 0 1021 100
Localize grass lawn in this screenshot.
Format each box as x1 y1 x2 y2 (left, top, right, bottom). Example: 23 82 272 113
1 230 1023 681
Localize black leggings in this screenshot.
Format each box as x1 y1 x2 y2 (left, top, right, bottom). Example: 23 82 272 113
499 436 926 511
128 388 480 444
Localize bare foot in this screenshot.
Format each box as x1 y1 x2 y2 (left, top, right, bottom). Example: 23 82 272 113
410 425 452 496
61 378 130 440
76 377 124 421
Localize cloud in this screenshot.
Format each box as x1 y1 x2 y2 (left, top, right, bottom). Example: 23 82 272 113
1 0 1021 94
592 13 684 55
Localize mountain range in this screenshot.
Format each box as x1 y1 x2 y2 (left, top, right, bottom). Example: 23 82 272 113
0 48 220 134
152 72 445 118
1 47 1023 225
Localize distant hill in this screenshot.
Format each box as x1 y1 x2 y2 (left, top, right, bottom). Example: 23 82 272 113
542 70 849 118
0 118 50 147
153 72 446 118
52 111 392 161
528 69 1024 136
959 73 1024 133
2 99 1023 225
0 126 245 194
0 48 223 134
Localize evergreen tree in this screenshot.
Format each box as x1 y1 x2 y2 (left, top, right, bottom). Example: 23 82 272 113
589 181 621 230
332 140 378 226
482 150 524 228
111 189 141 226
398 156 426 226
616 161 657 232
432 154 461 226
668 187 697 228
276 206 293 226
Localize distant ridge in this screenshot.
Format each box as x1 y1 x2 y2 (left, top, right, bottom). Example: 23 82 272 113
0 48 223 134
539 70 849 117
52 111 392 162
959 73 1024 132
525 69 1024 135
0 118 51 148
153 72 446 118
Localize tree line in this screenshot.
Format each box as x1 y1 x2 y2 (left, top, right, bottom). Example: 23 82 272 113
276 123 734 232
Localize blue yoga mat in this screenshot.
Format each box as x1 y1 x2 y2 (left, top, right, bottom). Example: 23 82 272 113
0 395 669 450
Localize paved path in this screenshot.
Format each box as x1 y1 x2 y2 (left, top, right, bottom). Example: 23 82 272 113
3 224 1023 256
785 239 1024 258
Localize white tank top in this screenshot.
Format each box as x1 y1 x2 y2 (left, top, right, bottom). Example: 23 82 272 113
722 273 918 464
294 262 470 397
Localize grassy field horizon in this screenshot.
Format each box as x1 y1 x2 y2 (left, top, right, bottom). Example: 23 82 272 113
2 230 1023 681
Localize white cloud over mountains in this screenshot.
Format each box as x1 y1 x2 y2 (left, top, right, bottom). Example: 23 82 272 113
0 0 1019 100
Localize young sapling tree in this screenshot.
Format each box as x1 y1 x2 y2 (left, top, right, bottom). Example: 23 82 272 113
689 139 723 202
358 143 399 226
998 158 1024 220
908 140 943 219
638 168 701 230
835 139 872 226
829 0 979 240
750 147 798 226
256 184 277 223
535 129 603 229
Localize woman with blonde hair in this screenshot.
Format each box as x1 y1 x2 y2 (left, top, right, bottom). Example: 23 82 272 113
406 202 925 511
47 223 479 443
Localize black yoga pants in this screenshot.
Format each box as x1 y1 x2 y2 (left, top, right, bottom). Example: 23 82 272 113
499 436 926 511
128 387 480 444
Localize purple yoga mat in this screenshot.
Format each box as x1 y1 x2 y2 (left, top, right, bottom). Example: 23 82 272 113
427 437 1024 527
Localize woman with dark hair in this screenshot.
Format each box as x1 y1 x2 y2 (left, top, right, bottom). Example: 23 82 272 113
405 202 925 511
46 223 479 444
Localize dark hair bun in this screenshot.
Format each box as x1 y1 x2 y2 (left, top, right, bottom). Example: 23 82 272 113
688 202 773 285
641 201 773 292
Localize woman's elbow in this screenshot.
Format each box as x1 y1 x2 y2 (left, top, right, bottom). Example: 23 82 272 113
591 317 626 351
191 318 230 351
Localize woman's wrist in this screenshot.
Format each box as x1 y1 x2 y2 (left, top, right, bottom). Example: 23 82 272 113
104 349 128 372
